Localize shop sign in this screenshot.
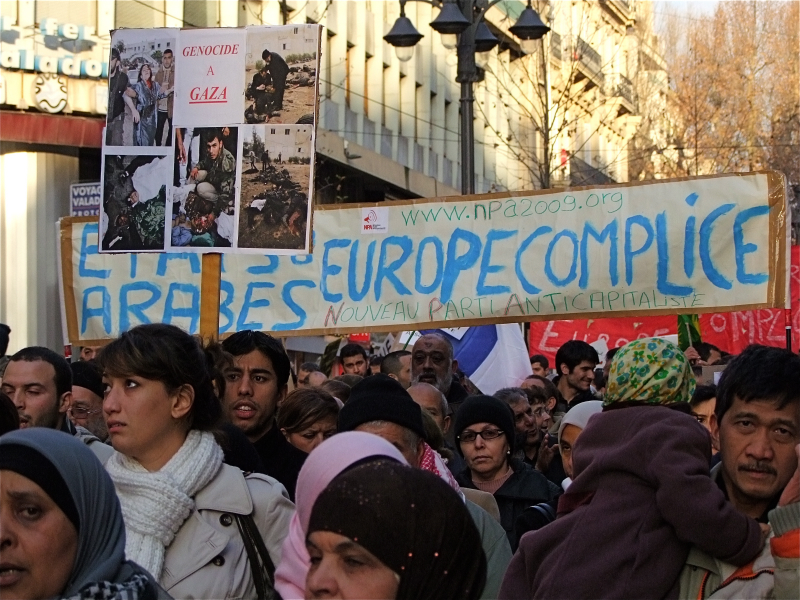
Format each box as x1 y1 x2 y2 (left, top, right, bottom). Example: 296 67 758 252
0 17 108 79
70 182 102 217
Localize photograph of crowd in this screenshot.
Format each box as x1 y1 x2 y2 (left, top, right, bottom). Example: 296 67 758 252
106 29 177 147
237 124 312 250
244 25 319 126
169 126 240 249
100 154 170 252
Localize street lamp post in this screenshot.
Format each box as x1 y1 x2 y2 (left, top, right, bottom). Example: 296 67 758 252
384 0 549 195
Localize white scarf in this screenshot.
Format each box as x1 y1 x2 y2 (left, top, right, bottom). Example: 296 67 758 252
106 430 223 579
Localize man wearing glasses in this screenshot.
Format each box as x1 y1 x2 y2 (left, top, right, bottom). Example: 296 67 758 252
69 361 108 442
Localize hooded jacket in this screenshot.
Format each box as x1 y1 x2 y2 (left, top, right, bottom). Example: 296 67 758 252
499 407 763 600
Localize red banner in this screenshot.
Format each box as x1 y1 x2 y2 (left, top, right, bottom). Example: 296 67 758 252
529 246 800 362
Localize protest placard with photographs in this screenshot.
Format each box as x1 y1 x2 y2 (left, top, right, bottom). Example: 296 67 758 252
244 25 319 126
100 152 171 252
101 24 321 254
169 126 239 251
237 124 312 251
105 29 178 148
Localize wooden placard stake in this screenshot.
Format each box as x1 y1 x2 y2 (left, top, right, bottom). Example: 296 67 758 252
200 253 222 341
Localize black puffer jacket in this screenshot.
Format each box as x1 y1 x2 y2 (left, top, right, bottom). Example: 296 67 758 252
457 458 561 551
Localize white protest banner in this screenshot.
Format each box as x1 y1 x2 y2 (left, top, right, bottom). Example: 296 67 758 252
61 172 787 343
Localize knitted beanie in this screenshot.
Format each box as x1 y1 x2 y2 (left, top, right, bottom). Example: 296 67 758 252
70 360 105 399
338 374 426 440
453 395 516 455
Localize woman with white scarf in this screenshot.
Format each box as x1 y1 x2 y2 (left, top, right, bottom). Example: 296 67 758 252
99 324 294 599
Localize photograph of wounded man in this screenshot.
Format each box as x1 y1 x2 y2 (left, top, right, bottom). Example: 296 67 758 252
101 154 170 252
243 26 318 126
170 126 238 249
237 124 311 250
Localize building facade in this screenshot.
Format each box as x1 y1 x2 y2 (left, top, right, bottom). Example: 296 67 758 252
0 0 664 351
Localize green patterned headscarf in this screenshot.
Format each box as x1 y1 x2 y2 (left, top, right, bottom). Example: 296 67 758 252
604 338 696 407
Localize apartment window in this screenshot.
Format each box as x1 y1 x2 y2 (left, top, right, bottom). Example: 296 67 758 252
37 1 96 30
116 0 166 28
297 147 302 152
285 129 290 135
271 128 276 134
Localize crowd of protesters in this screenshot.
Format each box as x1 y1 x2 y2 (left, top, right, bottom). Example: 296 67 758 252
0 320 797 600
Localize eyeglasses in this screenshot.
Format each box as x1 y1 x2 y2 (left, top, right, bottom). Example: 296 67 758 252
458 428 505 444
69 406 102 418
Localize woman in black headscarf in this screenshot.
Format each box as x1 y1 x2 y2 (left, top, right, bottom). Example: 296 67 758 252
305 460 486 600
0 428 167 600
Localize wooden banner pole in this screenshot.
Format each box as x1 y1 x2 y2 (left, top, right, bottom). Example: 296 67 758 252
199 253 222 341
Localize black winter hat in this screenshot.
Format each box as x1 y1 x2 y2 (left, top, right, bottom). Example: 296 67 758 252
338 374 426 440
70 360 104 399
453 395 516 455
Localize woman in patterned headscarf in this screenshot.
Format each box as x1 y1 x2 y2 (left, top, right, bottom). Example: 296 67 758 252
499 338 765 600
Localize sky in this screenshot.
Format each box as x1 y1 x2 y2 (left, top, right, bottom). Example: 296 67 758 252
662 0 719 15
653 0 720 35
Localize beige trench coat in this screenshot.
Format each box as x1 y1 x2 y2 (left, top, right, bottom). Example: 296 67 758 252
159 464 295 599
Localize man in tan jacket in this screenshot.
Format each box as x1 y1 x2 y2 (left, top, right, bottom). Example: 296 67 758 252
154 49 174 146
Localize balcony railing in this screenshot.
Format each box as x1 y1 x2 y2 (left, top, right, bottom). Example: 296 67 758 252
566 36 605 88
611 73 635 107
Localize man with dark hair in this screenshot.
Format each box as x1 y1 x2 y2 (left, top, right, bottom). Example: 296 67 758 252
1 347 112 460
339 375 513 599
340 342 369 377
222 331 306 499
521 374 563 416
602 346 621 384
381 350 412 388
154 48 175 146
679 344 800 599
0 323 10 378
297 361 321 387
261 49 289 111
530 354 549 378
494 387 546 467
554 340 599 408
691 341 726 366
190 128 236 211
690 384 717 435
250 63 272 115
106 47 130 146
369 355 383 376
